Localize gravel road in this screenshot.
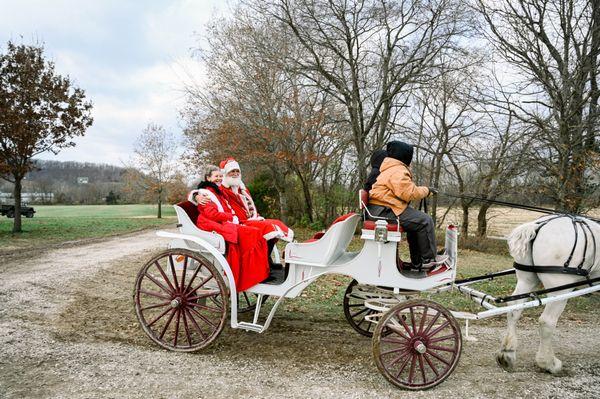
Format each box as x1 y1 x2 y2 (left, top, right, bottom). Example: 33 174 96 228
1 230 599 399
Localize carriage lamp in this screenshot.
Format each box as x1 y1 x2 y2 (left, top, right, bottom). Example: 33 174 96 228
374 220 388 242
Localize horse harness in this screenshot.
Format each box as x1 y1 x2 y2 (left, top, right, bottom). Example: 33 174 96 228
513 214 598 279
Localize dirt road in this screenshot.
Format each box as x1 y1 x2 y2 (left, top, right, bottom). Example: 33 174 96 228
1 230 599 398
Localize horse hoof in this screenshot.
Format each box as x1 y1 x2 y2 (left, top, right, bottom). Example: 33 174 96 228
536 356 562 374
496 350 515 371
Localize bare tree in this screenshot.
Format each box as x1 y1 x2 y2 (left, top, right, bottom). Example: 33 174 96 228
0 41 93 232
184 10 347 223
476 0 600 212
252 0 471 185
132 124 178 218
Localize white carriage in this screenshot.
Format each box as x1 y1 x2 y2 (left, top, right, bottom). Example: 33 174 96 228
133 191 467 390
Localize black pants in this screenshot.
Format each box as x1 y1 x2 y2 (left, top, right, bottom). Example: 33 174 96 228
366 205 437 265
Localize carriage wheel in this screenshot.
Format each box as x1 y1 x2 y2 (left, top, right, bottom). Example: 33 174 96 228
373 299 462 390
238 292 269 314
134 249 228 352
343 279 379 337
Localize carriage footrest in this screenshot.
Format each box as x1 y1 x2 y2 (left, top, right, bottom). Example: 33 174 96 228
237 322 264 333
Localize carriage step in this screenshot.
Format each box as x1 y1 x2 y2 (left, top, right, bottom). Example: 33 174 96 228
237 322 264 333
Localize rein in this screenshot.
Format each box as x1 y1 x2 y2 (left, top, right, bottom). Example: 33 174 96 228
440 192 600 224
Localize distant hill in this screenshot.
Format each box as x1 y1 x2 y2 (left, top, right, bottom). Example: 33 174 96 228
0 159 128 204
25 159 126 184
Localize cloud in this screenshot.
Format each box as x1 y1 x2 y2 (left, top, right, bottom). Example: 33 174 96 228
0 0 229 166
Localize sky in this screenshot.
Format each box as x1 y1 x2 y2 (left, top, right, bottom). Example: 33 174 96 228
0 0 231 166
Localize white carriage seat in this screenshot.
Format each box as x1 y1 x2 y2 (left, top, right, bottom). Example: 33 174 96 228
285 213 360 266
174 201 226 254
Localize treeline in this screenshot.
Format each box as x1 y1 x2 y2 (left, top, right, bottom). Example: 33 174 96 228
0 159 188 205
183 0 600 236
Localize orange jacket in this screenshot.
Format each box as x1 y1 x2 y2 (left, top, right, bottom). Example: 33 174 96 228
368 157 429 215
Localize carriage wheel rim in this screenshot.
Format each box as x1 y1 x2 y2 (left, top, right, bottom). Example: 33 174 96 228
373 299 462 390
134 249 228 352
343 279 378 337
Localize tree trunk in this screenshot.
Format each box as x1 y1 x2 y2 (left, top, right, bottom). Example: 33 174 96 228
295 170 314 223
476 203 491 238
13 177 23 233
461 202 469 236
157 188 162 219
271 171 289 224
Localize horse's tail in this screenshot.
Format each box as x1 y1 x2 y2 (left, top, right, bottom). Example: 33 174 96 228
507 222 538 262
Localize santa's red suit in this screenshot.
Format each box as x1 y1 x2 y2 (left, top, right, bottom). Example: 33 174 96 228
219 158 294 242
192 181 269 292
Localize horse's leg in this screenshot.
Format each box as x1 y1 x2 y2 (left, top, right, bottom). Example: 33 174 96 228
535 298 568 374
496 270 540 371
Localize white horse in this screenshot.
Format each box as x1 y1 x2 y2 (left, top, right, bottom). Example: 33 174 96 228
497 215 600 374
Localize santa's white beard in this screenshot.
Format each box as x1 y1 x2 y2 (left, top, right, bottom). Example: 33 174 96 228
223 175 242 188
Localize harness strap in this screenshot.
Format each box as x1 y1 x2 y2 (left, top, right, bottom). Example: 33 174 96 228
563 217 578 267
513 262 590 276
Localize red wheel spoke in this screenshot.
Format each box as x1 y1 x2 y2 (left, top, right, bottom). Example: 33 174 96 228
190 307 218 329
429 334 456 344
426 348 451 365
188 301 222 312
381 346 409 356
168 255 180 293
144 272 173 294
159 308 177 340
140 289 171 300
409 307 416 336
179 256 188 293
184 308 207 339
423 353 440 376
173 309 181 347
418 305 429 334
428 320 451 338
418 354 426 384
183 261 203 295
381 336 409 345
147 307 174 327
388 348 411 367
422 310 441 335
394 352 412 378
186 290 222 301
141 301 171 311
181 308 193 347
189 275 214 294
427 344 456 353
396 313 414 337
388 321 412 340
408 355 417 384
154 261 177 293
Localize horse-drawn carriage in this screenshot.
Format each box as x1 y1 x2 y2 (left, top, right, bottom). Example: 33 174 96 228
133 191 600 390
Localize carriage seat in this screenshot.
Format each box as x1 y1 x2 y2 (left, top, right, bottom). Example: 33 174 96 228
174 201 226 253
285 213 360 266
358 189 403 232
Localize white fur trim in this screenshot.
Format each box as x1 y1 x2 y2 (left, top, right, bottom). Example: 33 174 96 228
197 189 224 212
222 159 240 175
187 190 199 205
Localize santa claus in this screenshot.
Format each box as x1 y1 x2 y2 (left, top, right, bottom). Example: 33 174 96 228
190 165 269 292
219 158 294 244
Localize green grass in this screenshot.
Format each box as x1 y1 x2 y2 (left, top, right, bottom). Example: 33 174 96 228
0 204 175 254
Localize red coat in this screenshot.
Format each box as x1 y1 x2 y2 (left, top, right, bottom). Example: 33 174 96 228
194 183 269 291
221 185 295 242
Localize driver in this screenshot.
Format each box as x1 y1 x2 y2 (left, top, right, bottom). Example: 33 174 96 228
367 141 448 270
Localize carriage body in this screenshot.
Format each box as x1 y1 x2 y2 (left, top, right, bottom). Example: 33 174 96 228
162 202 459 314
134 199 462 390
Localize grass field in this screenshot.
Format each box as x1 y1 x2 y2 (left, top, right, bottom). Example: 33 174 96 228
0 204 176 254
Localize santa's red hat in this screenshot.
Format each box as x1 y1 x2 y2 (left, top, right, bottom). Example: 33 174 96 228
220 158 241 175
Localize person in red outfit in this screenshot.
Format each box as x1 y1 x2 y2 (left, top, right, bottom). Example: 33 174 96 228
218 158 294 245
191 165 268 292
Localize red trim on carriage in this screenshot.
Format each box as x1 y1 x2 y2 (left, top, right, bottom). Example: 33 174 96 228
363 220 403 232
